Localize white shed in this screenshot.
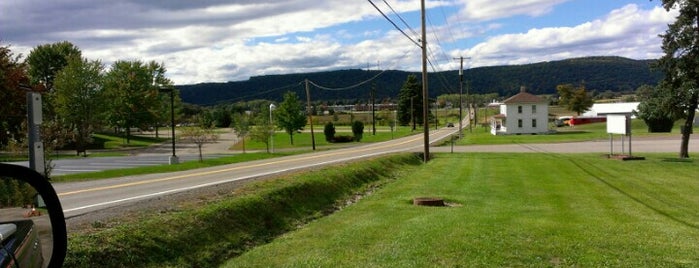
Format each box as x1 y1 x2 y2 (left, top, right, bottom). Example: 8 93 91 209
491 87 549 135
582 102 640 118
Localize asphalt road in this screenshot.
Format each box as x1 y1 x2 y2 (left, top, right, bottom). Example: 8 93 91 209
10 154 226 176
31 126 699 218
53 127 458 218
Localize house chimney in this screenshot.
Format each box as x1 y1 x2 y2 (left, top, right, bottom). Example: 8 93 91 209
520 86 526 93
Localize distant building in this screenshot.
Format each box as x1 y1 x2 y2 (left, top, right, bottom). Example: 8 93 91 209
491 87 549 135
582 102 640 118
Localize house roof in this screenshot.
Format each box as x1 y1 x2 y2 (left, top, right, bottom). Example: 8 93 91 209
581 102 640 117
502 91 546 104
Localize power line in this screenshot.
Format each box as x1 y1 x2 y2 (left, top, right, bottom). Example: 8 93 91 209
367 0 421 48
382 0 419 37
218 82 302 103
307 70 387 91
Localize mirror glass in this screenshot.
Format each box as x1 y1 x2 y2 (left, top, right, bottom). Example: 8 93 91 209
0 176 52 268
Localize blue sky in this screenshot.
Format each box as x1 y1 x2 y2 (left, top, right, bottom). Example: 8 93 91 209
0 0 677 84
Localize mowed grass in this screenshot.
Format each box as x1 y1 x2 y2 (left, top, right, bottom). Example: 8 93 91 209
92 133 167 149
231 126 416 151
458 119 693 145
226 153 699 267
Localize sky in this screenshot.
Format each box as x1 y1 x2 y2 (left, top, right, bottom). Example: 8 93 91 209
0 0 678 85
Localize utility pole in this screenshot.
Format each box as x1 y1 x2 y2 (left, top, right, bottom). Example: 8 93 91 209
305 79 316 151
420 0 429 162
453 56 471 137
371 82 376 135
467 80 473 133
410 96 415 131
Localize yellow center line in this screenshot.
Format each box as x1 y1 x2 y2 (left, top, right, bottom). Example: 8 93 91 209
58 133 431 197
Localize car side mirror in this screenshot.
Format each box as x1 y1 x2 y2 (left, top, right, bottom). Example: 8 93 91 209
1 163 67 268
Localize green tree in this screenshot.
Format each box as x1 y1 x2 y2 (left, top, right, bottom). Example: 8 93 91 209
276 91 306 145
635 85 677 132
655 0 699 158
232 112 252 153
324 122 336 142
397 75 423 129
53 56 105 155
352 120 364 142
249 114 273 153
26 41 82 92
180 126 218 162
557 83 594 115
211 105 232 127
0 44 29 148
103 60 169 143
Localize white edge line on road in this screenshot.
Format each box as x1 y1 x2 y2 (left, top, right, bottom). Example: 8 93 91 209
63 130 447 215
63 147 417 215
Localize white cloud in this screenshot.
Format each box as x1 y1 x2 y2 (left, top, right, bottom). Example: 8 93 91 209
457 0 571 21
0 1 679 85
459 4 676 68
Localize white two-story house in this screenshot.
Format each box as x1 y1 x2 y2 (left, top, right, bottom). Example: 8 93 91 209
491 87 549 135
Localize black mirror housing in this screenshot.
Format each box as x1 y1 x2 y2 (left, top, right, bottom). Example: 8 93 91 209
1 163 66 268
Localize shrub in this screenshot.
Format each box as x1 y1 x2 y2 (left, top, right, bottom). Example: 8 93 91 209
324 122 336 142
352 121 364 142
332 135 354 143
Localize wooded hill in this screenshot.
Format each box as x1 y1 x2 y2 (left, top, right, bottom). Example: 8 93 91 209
178 56 662 106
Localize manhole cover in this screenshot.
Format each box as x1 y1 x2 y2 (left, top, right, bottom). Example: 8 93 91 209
413 197 445 207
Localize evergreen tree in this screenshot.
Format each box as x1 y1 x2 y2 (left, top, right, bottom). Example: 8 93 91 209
324 122 336 142
397 75 422 129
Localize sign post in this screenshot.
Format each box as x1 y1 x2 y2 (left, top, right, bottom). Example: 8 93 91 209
606 115 644 160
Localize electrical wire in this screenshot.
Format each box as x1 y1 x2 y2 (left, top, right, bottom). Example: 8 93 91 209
382 0 419 37
219 82 302 103
367 0 421 48
307 70 387 91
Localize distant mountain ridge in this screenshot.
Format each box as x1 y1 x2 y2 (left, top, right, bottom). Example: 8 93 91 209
178 56 662 106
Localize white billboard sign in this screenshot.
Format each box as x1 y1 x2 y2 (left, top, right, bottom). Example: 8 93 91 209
607 115 630 135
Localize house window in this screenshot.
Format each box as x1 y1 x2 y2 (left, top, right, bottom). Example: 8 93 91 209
532 105 537 114
532 119 537 128
518 119 523 128
518 106 522 113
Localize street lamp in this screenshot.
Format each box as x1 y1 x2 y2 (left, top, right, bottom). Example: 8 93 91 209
159 86 178 164
269 103 276 153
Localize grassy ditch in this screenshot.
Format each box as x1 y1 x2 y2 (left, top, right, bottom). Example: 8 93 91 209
64 153 423 267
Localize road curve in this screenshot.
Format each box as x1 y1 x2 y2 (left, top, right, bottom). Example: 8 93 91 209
54 127 458 218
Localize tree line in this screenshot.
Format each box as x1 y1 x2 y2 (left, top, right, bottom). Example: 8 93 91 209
1 41 182 175
177 56 663 106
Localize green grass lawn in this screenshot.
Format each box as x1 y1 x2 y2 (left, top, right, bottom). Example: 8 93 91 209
231 126 417 151
91 133 167 149
458 119 691 145
225 153 699 267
